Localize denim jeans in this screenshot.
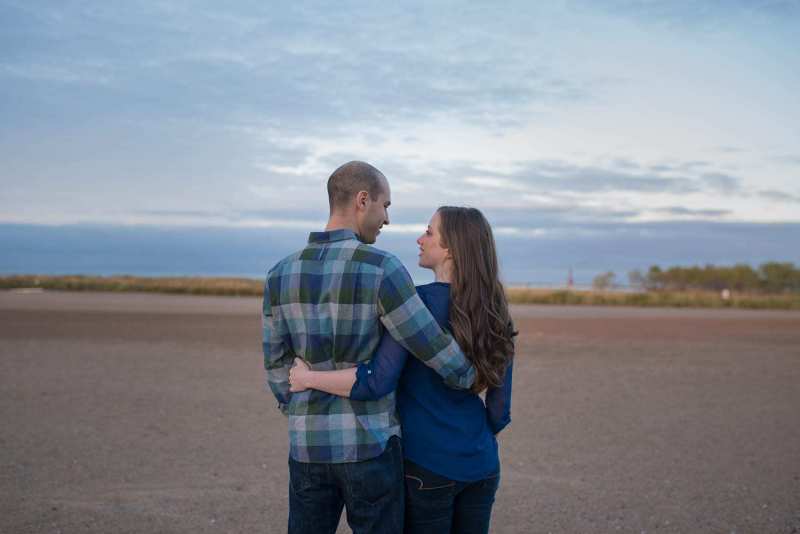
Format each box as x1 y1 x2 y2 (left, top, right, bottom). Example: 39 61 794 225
403 459 500 534
288 436 404 534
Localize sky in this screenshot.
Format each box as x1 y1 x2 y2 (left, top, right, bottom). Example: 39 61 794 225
1 1 799 284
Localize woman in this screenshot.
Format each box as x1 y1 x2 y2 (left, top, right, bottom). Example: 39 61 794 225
289 206 515 534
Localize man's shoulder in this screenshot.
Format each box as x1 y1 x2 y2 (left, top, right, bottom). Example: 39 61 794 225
265 241 402 278
349 242 399 269
266 249 304 279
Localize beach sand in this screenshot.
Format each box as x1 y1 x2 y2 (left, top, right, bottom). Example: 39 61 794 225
1 291 799 533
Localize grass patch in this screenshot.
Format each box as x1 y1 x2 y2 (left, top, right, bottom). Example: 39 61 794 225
505 287 800 310
0 275 263 297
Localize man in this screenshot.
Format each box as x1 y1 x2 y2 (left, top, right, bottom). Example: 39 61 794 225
262 161 475 534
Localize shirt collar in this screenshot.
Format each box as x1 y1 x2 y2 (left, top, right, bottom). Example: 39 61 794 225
308 228 361 244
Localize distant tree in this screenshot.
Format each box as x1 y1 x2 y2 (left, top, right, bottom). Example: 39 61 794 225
646 266 664 290
729 263 759 291
592 271 616 290
759 262 797 293
633 262 799 294
628 269 646 290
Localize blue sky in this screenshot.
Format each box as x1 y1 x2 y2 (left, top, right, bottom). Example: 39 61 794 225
1 1 799 282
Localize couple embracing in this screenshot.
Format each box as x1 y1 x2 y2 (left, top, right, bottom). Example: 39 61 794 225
262 161 515 534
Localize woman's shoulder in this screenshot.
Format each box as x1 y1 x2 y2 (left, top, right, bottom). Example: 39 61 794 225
415 282 450 297
415 283 451 315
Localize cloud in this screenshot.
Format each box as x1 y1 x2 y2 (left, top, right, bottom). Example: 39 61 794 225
128 202 642 233
758 190 800 203
700 173 742 194
448 158 743 196
583 0 800 29
0 2 592 132
516 164 697 194
611 158 640 170
0 62 112 85
652 207 731 218
137 209 223 218
648 161 711 173
716 146 746 154
772 155 800 166
221 154 755 232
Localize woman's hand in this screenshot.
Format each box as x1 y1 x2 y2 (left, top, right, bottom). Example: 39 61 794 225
289 357 312 392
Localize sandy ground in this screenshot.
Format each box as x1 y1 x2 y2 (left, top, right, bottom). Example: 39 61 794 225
1 290 799 534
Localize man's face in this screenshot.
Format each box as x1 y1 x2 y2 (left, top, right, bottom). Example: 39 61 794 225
357 179 391 244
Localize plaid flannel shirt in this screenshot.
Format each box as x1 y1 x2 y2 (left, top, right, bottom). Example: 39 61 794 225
262 229 475 463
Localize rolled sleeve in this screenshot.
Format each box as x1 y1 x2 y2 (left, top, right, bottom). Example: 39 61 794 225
350 330 409 401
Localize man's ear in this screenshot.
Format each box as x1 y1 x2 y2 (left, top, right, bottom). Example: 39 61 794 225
355 190 369 210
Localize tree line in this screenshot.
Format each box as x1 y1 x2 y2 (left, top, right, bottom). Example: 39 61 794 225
592 262 800 294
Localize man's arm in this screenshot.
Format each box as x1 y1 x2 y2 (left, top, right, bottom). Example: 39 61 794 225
377 255 475 389
262 276 292 414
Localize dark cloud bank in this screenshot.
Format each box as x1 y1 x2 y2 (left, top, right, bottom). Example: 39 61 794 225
2 222 798 287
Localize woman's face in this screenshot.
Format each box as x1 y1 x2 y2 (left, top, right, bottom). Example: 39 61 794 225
417 211 449 270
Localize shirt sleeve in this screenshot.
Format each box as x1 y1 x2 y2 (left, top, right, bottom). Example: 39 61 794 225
486 360 513 434
262 275 292 415
377 255 475 390
350 329 409 401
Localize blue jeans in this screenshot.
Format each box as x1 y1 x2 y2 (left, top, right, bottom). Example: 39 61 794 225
403 459 500 534
288 436 404 534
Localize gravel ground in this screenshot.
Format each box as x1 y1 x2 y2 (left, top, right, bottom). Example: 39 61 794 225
1 291 799 533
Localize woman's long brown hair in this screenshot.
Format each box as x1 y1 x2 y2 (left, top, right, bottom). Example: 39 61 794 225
437 206 516 393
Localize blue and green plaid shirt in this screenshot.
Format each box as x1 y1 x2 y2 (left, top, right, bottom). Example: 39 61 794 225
262 228 475 463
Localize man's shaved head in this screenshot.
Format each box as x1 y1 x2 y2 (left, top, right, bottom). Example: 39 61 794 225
327 161 387 212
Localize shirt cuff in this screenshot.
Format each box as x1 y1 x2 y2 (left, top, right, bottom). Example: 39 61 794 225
350 364 373 401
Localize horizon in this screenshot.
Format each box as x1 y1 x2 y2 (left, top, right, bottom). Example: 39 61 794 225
3 220 798 288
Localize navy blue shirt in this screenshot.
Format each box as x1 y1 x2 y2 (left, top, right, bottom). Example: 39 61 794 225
351 282 513 482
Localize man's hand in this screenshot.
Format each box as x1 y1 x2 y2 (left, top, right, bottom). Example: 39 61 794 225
289 357 312 392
